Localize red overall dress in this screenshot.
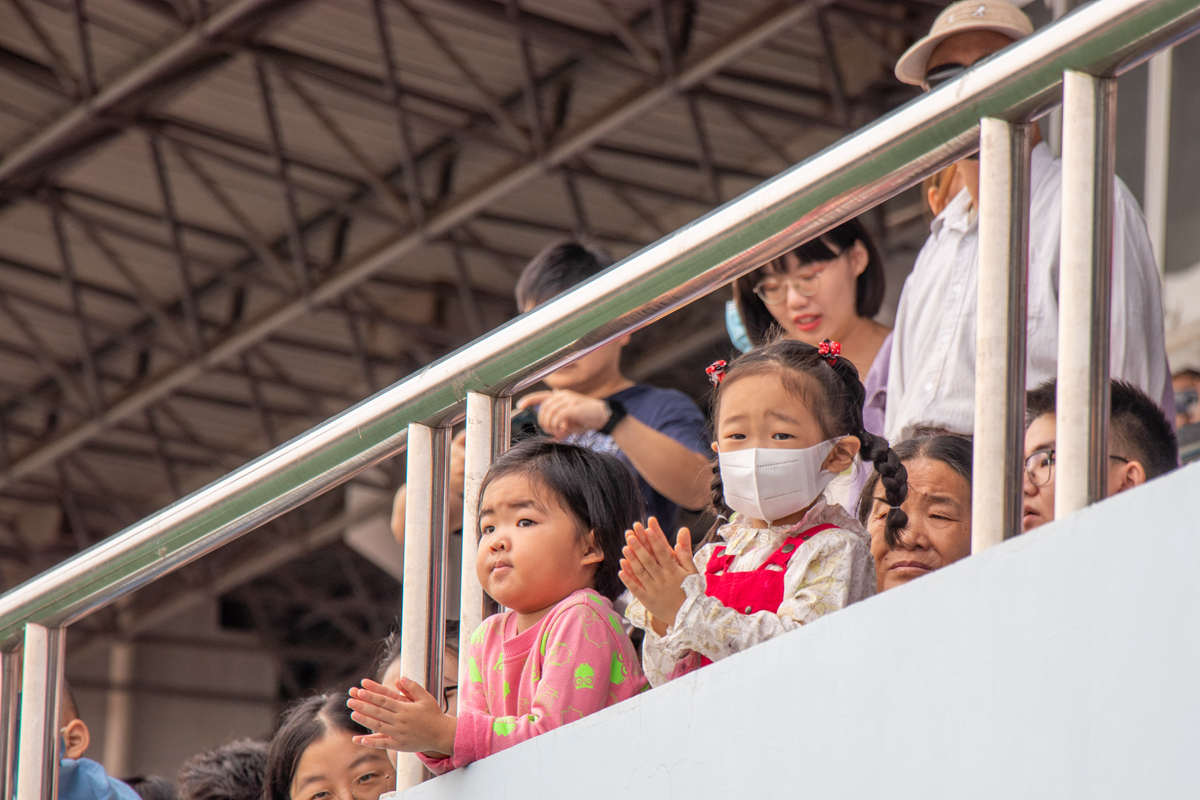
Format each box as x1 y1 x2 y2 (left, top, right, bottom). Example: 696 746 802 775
697 522 838 666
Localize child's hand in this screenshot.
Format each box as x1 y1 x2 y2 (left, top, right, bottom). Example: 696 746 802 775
348 677 457 758
619 518 697 635
517 390 610 439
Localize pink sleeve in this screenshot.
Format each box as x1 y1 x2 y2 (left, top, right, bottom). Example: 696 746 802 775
425 603 628 770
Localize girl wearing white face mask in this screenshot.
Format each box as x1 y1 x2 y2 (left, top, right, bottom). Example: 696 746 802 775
620 338 908 686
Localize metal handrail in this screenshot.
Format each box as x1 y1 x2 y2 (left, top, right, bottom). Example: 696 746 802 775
2 0 1199 795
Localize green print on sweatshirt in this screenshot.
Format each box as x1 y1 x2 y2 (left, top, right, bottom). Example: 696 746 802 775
468 656 482 684
610 652 628 684
493 717 517 736
574 663 595 689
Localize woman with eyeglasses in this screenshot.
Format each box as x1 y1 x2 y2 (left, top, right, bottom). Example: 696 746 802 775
730 217 892 436
263 694 395 800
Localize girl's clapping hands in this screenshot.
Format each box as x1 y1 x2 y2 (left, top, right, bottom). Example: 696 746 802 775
619 517 698 636
348 678 457 758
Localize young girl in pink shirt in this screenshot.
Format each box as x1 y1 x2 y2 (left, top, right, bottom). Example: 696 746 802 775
347 438 649 773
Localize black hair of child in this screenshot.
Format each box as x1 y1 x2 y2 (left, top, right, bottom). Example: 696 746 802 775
477 437 645 602
177 739 268 800
261 694 369 800
856 433 973 528
707 337 910 547
514 238 613 309
123 775 178 800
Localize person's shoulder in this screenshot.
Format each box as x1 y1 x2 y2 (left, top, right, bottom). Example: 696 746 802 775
543 590 625 635
616 383 698 407
469 611 509 648
551 588 612 617
803 503 870 548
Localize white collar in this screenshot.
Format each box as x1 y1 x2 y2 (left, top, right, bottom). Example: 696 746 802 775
718 498 862 555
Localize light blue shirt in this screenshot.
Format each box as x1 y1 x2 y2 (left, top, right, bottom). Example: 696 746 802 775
58 757 141 800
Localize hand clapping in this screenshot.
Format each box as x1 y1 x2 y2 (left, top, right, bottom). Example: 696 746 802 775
347 677 457 758
618 517 697 636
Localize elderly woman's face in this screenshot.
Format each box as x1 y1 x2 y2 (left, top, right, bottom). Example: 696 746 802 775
868 457 971 593
289 728 394 800
758 240 868 346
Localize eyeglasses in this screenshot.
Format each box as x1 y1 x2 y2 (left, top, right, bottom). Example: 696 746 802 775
923 62 967 91
298 770 394 800
1023 448 1129 488
752 272 822 304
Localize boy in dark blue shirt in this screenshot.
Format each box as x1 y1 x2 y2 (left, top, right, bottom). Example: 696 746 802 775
393 240 711 548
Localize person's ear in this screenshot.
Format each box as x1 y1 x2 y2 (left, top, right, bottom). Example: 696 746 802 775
579 530 605 566
61 718 89 760
710 440 720 455
849 241 869 278
927 185 942 216
1113 460 1146 494
822 436 861 473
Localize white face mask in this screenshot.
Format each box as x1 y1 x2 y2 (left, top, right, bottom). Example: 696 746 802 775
718 439 839 524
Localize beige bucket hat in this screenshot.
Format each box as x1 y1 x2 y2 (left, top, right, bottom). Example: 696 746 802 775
895 0 1035 87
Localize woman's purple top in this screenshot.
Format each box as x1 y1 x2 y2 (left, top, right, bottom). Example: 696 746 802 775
849 332 892 517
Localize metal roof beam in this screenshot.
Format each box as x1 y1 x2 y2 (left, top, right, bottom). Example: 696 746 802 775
0 0 831 491
0 0 312 197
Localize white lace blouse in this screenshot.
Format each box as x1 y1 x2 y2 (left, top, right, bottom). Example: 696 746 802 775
626 499 875 686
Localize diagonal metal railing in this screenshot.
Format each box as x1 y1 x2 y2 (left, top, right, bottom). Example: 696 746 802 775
2 0 1199 796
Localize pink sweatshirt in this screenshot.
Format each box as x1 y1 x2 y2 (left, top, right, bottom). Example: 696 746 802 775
419 589 648 774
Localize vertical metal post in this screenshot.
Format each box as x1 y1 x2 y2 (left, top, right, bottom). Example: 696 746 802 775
973 118 1032 553
1057 71 1116 519
458 392 510 692
102 641 134 778
1144 50 1173 274
397 423 451 791
17 623 65 800
0 646 20 800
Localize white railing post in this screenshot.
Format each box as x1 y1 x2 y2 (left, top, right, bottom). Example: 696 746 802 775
973 118 1033 552
1057 71 1116 519
397 423 451 790
16 623 65 800
1144 50 1172 274
0 645 19 800
458 392 510 687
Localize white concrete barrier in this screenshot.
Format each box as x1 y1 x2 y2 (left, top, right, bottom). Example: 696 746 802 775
405 460 1200 799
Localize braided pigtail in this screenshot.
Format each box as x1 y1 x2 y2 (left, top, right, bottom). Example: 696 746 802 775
858 429 909 546
702 461 733 547
822 349 910 546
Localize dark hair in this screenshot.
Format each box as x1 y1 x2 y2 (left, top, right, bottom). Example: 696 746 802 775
61 680 80 722
856 434 973 537
176 739 267 800
1025 378 1178 480
709 337 908 543
731 219 886 347
373 619 460 683
123 776 178 800
477 438 645 601
514 239 613 310
262 695 371 800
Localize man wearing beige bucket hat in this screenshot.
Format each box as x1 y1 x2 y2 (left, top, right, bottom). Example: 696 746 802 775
883 0 1173 443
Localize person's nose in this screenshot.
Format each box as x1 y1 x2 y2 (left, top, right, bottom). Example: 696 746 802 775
784 282 811 309
489 529 510 552
894 516 930 551
1022 467 1038 497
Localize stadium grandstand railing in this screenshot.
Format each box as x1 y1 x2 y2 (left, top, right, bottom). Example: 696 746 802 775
2 0 1199 795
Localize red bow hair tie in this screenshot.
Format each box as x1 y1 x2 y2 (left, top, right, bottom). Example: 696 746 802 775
706 359 728 386
818 339 841 366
